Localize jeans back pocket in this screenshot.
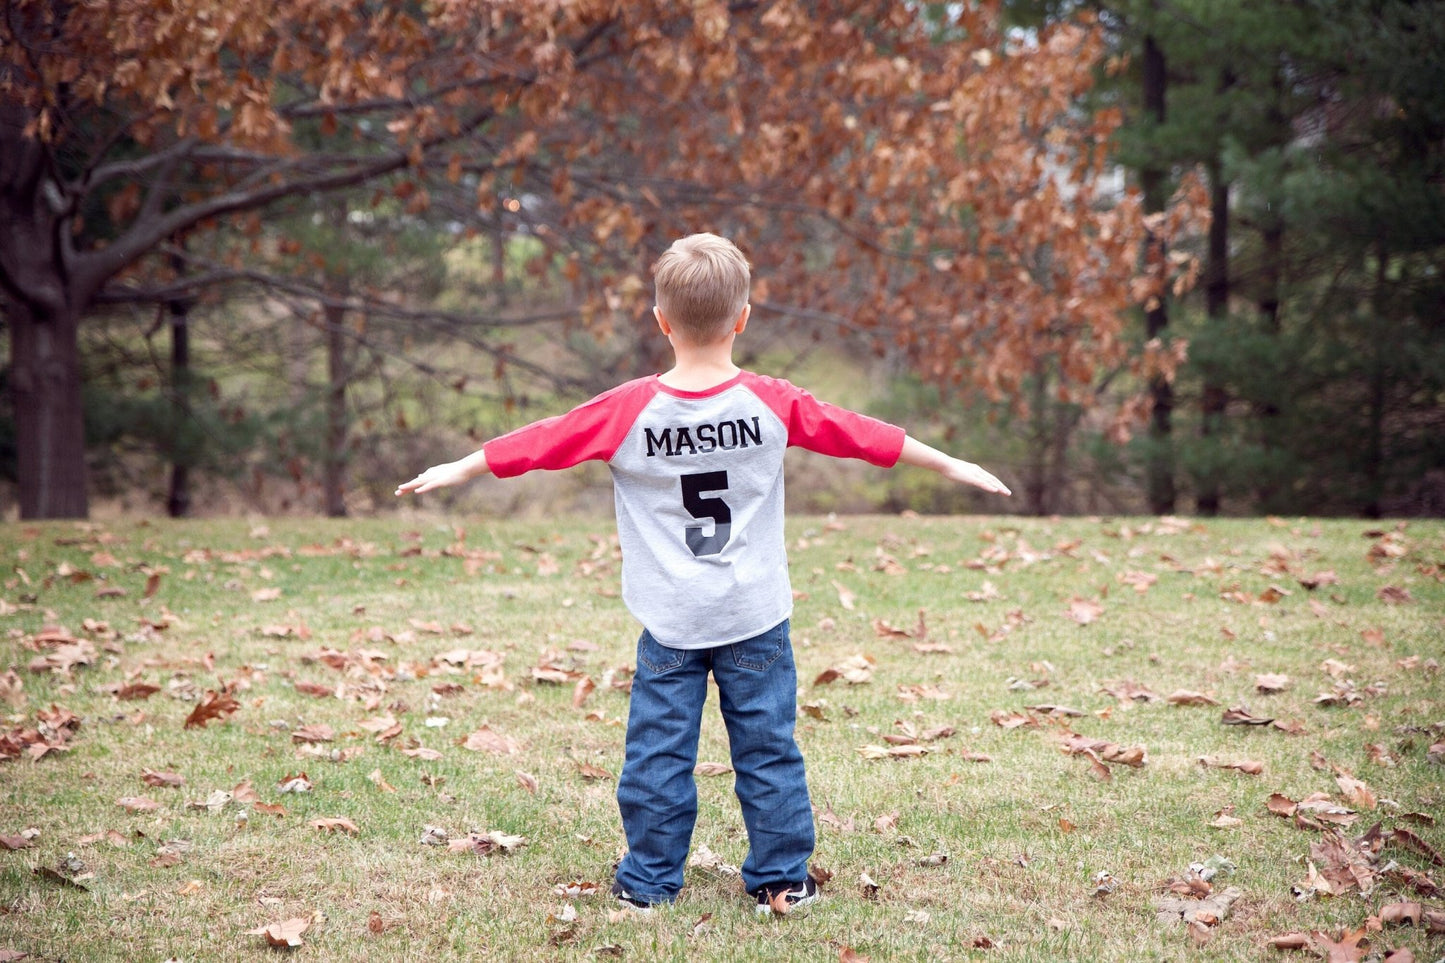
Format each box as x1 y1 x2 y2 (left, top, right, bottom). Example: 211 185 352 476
638 632 686 674
728 622 787 671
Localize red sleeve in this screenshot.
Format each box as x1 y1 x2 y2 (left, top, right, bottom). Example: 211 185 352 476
482 378 659 478
742 373 906 467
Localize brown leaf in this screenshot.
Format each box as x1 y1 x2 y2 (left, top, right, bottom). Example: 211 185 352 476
114 682 160 701
447 830 525 855
1166 689 1219 707
1221 705 1273 726
461 726 520 754
839 947 870 963
989 709 1038 729
248 917 310 948
291 724 334 744
1311 927 1369 963
571 675 596 708
1254 673 1291 693
116 795 160 812
141 769 184 788
1377 901 1422 927
182 689 240 729
515 770 539 794
576 762 613 780
310 817 359 834
1066 597 1104 625
1334 772 1377 810
694 762 733 777
1198 756 1263 775
0 834 35 850
1265 932 1313 951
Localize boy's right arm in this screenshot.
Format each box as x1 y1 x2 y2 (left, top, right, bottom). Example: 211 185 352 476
395 448 491 496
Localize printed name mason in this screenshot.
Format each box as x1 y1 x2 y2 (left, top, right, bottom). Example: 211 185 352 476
644 417 763 457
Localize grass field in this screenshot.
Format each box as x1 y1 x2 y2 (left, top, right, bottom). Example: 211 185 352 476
1 514 1442 962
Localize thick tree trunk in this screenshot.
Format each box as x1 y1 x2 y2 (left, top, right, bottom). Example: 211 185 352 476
8 302 89 518
2 108 89 518
1140 32 1175 515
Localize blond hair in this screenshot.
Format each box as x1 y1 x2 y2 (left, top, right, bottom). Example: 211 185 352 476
652 233 751 343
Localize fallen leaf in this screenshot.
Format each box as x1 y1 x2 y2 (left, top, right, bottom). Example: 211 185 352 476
1377 901 1422 927
1166 690 1219 707
461 726 520 754
310 817 359 834
141 769 184 788
291 724 334 744
248 917 310 948
571 676 596 708
116 796 160 812
183 689 240 729
1066 597 1104 625
1221 705 1273 726
694 762 733 777
1198 756 1264 775
1255 673 1291 693
446 830 525 855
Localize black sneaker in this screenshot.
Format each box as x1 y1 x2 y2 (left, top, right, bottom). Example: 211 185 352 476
610 879 655 912
752 876 821 915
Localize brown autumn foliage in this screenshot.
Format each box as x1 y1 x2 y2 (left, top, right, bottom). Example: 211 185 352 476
0 0 1203 517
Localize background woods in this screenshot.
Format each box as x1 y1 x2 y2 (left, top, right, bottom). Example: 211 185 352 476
1 0 1440 520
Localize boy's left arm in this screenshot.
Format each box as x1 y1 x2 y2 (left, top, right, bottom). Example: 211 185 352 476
897 436 1011 496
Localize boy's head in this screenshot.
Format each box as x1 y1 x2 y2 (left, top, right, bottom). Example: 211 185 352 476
651 233 751 344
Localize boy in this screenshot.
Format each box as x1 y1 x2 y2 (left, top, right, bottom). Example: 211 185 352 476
396 233 1009 914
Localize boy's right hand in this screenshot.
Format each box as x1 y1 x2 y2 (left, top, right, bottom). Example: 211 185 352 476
941 458 1011 496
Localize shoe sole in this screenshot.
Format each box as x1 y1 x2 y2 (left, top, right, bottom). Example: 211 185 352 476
755 892 821 916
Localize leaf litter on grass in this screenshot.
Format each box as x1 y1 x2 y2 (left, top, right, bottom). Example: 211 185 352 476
2 515 1443 961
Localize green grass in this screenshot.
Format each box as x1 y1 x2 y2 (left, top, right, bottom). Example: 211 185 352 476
1 514 1443 962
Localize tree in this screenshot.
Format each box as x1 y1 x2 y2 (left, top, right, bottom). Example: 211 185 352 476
2 0 1180 518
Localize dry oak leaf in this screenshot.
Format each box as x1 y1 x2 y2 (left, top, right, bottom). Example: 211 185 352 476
248 916 311 948
1167 690 1220 707
989 709 1038 730
1066 597 1104 625
1198 756 1263 775
1334 772 1377 810
141 769 184 788
291 724 334 744
447 830 525 855
856 744 930 760
814 654 875 686
116 796 160 812
310 817 359 834
1255 673 1291 693
461 726 520 755
182 689 240 729
1221 705 1274 726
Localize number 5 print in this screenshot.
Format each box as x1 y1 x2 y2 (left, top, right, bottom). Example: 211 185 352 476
680 471 731 556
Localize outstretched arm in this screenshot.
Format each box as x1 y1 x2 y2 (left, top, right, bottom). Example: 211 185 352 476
897 436 1011 496
395 448 491 496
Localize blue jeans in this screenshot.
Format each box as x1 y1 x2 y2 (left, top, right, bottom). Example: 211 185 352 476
614 619 815 902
